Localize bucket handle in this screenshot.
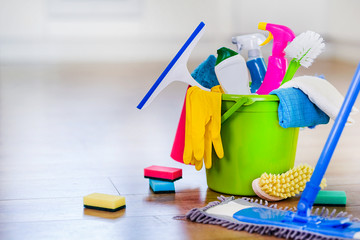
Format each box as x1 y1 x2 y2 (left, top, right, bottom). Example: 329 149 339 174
221 97 250 124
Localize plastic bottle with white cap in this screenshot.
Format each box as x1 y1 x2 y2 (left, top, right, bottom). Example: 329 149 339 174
214 47 251 95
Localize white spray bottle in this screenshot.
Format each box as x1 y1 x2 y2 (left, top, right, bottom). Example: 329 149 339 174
232 34 267 93
214 47 251 95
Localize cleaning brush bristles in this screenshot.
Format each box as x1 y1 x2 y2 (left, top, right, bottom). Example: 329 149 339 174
285 31 325 68
253 164 327 201
281 31 325 85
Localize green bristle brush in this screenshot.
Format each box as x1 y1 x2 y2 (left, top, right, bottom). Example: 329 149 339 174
281 31 325 85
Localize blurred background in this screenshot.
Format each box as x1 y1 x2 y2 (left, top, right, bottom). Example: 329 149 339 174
0 0 359 176
1 0 360 64
1 2 360 239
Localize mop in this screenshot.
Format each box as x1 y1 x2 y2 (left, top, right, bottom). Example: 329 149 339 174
183 63 360 240
137 22 208 109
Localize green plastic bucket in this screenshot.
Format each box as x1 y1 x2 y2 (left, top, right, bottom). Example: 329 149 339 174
206 94 299 196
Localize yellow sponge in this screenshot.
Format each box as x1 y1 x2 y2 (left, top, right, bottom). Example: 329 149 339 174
253 164 327 201
83 193 126 212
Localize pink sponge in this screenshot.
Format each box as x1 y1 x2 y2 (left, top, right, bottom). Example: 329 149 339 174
144 165 182 182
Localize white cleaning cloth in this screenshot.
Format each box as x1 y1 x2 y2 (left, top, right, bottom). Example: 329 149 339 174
280 76 358 124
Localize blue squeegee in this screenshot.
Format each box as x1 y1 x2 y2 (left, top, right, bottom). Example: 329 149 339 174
137 22 208 109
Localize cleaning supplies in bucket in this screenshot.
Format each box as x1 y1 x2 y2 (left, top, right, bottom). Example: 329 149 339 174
256 22 296 95
232 33 267 93
215 47 251 95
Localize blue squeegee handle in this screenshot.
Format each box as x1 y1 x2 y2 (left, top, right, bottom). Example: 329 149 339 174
296 63 360 220
136 22 205 109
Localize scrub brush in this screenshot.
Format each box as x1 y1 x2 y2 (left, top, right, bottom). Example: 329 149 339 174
252 164 327 201
281 31 325 85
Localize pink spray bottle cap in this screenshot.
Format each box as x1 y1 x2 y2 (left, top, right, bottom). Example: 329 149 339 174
259 22 295 58
256 22 295 94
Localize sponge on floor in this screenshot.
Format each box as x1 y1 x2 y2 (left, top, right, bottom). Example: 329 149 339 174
144 165 182 182
149 179 175 193
314 190 347 206
84 193 126 212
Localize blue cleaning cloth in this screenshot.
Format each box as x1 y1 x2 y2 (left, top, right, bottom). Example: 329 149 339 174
270 88 330 128
191 55 219 89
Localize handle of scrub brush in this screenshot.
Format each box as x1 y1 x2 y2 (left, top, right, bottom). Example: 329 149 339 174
221 97 248 124
296 62 360 219
281 59 301 85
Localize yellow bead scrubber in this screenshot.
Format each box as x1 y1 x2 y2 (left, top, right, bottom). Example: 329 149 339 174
252 164 327 201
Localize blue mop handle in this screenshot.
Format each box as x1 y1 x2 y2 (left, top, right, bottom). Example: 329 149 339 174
296 63 360 219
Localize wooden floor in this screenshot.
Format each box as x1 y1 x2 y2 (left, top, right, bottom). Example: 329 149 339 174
0 59 359 240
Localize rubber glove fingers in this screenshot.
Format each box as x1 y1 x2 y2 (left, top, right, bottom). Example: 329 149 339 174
191 107 207 161
211 85 225 94
183 86 223 170
183 87 207 164
207 119 223 160
190 157 196 166
203 123 213 169
211 135 224 159
183 142 194 165
194 158 203 171
209 104 224 159
189 87 209 161
203 88 223 160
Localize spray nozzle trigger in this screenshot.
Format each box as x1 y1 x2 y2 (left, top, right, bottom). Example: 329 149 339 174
260 32 273 46
258 22 273 46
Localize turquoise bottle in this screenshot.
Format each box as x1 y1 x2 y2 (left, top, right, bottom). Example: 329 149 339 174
247 51 267 93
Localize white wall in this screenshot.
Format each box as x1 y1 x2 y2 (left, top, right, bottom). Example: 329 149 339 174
0 0 359 63
327 0 360 63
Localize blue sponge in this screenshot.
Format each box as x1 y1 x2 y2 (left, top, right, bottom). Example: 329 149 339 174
149 179 175 193
191 55 219 89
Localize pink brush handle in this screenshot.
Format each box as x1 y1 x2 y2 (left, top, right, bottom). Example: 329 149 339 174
170 88 188 163
256 56 288 95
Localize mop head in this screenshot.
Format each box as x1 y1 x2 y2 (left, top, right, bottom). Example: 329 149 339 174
253 164 327 201
191 55 220 89
180 196 360 240
285 31 325 68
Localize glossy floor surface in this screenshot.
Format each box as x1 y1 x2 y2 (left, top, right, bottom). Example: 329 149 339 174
0 60 359 239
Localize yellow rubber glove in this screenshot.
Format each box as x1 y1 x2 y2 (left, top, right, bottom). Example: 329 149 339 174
183 86 224 170
211 85 225 94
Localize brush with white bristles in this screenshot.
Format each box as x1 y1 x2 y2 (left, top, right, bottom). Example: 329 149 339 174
281 31 325 85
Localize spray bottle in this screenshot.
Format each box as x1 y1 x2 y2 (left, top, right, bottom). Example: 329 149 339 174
215 47 251 95
232 33 267 93
256 22 295 95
